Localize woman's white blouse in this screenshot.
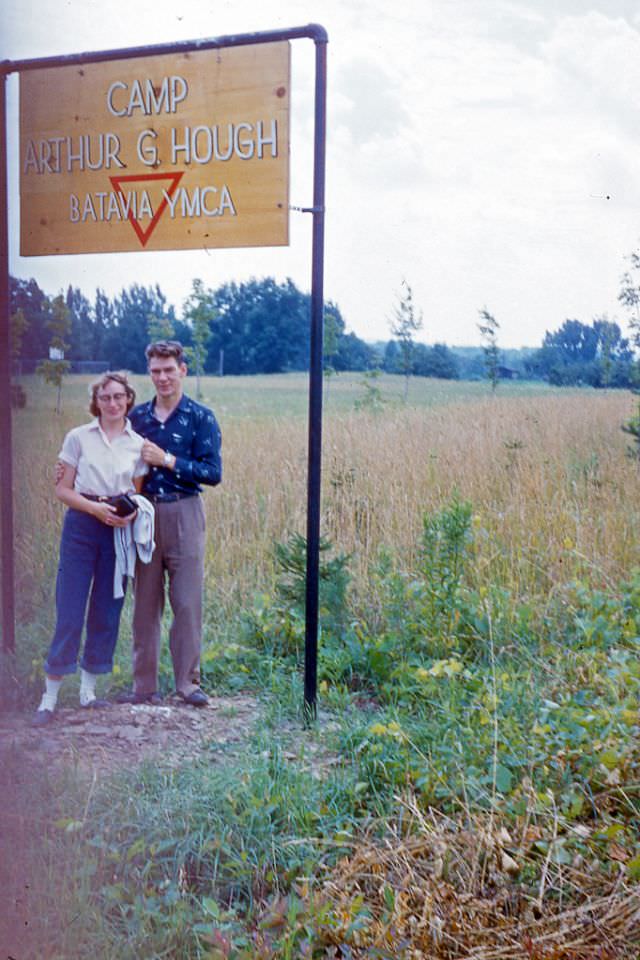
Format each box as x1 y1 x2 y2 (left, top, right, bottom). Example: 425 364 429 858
58 418 148 496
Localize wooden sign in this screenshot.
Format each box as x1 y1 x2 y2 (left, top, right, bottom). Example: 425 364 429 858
19 42 290 255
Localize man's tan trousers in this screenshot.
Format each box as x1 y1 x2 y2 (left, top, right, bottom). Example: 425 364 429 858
132 495 206 697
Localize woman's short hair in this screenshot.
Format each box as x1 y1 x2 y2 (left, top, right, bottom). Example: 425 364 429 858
88 371 136 417
145 340 185 365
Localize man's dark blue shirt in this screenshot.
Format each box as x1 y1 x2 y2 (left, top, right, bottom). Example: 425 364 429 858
130 394 222 499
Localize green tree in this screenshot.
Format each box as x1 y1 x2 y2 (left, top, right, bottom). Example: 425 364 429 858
10 307 29 406
335 331 376 372
528 318 632 386
209 277 311 374
323 303 344 392
10 276 53 365
105 284 175 371
594 315 625 388
65 285 94 360
182 278 214 399
36 294 71 413
93 288 115 361
618 248 640 345
619 247 640 453
477 307 500 392
413 342 459 379
355 368 386 412
147 311 175 342
10 308 28 367
383 338 400 374
388 279 423 401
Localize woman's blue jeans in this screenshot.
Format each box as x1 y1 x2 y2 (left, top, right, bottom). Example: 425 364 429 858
44 509 125 676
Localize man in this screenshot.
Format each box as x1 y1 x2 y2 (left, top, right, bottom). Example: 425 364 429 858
121 339 222 707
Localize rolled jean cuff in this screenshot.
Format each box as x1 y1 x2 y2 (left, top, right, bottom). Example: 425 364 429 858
80 657 115 675
43 658 79 677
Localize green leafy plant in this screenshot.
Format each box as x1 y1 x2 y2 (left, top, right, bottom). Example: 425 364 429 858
388 279 423 402
36 294 71 413
477 307 501 393
183 278 215 399
250 533 351 661
354 368 386 412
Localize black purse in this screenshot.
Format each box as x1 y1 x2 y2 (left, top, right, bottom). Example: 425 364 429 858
111 494 138 517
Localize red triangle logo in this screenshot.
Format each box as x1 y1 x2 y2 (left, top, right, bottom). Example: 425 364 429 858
108 171 184 247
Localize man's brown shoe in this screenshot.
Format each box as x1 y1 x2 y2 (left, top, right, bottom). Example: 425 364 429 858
181 689 208 707
116 690 163 706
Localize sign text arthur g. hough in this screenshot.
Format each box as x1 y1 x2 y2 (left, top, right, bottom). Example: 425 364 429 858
19 42 290 255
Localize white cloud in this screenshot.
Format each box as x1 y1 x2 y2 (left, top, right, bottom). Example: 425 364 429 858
333 59 411 142
542 12 640 120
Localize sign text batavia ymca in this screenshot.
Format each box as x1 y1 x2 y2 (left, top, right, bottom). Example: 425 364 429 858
19 42 290 255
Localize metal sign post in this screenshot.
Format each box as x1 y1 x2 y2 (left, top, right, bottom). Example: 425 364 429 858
304 37 327 721
0 70 15 654
0 24 327 715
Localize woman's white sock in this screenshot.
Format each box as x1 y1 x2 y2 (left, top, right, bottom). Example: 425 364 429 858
79 669 98 706
39 676 63 712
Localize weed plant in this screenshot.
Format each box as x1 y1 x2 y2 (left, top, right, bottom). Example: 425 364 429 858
251 500 640 818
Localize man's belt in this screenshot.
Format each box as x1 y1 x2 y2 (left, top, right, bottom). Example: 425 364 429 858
145 492 197 504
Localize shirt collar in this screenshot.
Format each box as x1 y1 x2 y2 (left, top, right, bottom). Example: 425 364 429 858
89 416 135 437
150 394 191 418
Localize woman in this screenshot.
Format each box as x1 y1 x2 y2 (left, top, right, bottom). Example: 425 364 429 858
33 371 148 726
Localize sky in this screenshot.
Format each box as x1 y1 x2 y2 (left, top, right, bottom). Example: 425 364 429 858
3 0 640 348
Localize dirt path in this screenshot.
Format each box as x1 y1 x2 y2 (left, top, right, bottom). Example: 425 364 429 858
0 694 259 778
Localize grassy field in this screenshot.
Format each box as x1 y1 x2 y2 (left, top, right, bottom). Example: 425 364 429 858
3 371 640 958
15 368 566 417
11 371 640 623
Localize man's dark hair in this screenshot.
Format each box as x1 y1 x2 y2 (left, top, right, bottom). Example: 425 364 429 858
145 340 186 364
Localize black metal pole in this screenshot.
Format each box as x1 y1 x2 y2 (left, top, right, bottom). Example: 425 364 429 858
0 71 15 653
304 34 328 721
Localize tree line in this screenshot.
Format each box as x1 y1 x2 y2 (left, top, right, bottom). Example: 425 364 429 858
10 247 640 386
10 274 459 379
10 275 379 376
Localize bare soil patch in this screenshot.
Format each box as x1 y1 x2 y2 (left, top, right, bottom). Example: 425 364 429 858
0 694 258 778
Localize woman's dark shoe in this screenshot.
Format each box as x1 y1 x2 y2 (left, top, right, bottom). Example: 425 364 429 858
32 708 54 727
80 698 111 709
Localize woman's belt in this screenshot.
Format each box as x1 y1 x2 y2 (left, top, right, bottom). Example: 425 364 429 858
81 493 137 517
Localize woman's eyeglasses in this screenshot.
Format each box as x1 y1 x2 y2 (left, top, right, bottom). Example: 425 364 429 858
97 392 127 403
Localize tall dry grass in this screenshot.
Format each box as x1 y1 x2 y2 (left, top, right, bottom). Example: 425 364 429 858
318 391 640 596
13 383 640 626
206 390 640 612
